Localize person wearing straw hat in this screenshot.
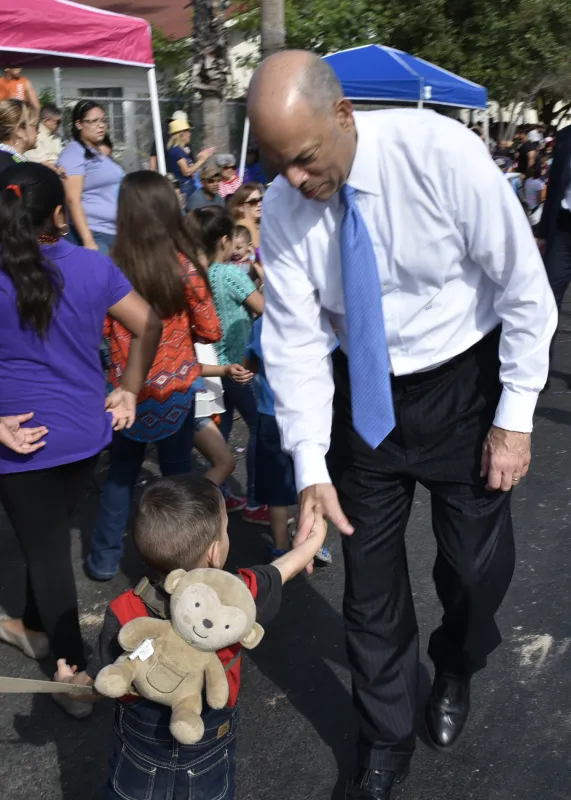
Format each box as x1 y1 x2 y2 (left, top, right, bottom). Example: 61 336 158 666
166 117 215 204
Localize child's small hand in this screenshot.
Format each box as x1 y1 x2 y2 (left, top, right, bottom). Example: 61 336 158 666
54 658 77 682
294 513 327 575
227 364 254 384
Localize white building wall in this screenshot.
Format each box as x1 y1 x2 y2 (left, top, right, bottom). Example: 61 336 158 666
25 66 149 102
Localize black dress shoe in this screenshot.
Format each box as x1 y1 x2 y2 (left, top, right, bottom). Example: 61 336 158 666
425 671 471 749
345 766 410 799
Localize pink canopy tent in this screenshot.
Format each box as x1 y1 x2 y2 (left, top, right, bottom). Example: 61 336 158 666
0 0 165 171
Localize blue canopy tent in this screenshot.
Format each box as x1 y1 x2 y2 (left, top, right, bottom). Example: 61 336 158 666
322 45 487 110
238 45 488 177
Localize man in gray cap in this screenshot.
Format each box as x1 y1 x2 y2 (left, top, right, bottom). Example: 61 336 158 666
187 163 225 211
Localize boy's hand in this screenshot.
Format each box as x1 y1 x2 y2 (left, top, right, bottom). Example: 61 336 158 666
54 658 77 682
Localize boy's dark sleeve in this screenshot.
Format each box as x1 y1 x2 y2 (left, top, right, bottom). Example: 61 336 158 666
85 607 123 679
238 565 283 627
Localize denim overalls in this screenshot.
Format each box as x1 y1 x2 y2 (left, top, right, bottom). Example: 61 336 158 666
104 697 238 800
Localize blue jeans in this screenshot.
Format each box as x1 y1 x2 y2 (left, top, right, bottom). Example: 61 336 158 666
92 231 115 256
104 700 238 800
219 378 258 507
87 412 194 579
67 228 115 256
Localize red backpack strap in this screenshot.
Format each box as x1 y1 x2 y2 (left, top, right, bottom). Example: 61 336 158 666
109 589 149 627
237 568 258 600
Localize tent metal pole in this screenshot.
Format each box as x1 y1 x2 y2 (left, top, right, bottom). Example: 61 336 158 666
147 67 166 175
239 116 250 181
484 105 490 150
418 78 424 109
53 68 62 108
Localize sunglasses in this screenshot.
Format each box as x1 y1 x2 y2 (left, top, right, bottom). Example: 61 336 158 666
244 196 262 205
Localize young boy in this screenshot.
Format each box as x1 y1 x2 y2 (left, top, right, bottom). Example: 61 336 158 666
244 317 332 563
54 474 326 799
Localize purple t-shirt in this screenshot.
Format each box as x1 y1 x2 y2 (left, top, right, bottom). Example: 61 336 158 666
57 141 124 236
0 239 132 473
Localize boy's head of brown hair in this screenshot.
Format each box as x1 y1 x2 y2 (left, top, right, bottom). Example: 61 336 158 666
133 475 229 576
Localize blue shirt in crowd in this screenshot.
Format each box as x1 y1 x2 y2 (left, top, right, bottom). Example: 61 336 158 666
245 318 275 416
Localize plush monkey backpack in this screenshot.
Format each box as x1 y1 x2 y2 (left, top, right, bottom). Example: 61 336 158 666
95 569 264 744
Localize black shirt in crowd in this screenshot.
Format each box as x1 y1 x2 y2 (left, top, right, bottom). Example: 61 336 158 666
517 141 538 174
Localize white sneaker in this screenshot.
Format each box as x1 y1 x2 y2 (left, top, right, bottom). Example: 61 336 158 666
314 546 333 565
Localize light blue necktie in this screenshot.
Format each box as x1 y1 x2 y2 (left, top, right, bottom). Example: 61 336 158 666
340 184 395 448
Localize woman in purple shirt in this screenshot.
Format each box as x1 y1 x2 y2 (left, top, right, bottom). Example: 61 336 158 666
0 163 161 712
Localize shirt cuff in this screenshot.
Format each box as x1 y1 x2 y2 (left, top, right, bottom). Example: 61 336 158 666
493 386 539 433
293 445 332 493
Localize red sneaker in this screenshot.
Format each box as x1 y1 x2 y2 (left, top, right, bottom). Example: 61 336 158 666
226 496 247 513
243 505 271 526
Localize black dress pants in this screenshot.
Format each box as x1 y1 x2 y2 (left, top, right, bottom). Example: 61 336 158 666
0 455 98 670
327 330 515 772
545 210 571 310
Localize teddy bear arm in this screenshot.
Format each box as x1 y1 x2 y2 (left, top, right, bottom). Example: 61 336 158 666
95 657 137 699
204 655 229 710
118 618 170 651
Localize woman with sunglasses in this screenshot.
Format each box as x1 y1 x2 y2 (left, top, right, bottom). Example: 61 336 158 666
57 100 125 255
228 182 263 250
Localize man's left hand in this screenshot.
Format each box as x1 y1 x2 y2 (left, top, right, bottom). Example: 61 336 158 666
481 426 531 491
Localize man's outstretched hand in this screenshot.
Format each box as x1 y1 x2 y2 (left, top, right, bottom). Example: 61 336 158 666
296 483 353 572
481 425 531 491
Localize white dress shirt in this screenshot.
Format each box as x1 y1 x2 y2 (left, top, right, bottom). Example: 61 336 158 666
260 109 557 493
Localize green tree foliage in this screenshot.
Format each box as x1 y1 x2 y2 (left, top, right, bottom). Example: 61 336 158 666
234 0 571 120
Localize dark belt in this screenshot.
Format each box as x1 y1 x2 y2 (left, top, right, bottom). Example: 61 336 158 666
391 326 501 388
333 327 500 389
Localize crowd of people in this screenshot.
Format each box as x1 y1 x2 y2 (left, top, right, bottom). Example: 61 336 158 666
0 57 565 800
0 65 335 797
487 122 554 233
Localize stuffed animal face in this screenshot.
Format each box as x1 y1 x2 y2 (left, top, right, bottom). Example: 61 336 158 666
171 582 249 650
165 568 264 652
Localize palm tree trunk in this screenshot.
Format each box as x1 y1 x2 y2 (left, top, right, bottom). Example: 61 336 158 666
260 0 285 61
190 0 230 152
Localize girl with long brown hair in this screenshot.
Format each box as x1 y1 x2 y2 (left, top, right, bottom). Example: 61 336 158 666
86 171 222 581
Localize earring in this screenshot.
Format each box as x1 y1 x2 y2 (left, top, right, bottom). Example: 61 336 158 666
58 223 69 236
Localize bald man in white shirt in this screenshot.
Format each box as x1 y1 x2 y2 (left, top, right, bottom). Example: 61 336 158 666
248 51 556 800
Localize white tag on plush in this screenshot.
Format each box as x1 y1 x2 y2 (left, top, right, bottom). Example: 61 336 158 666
129 639 154 662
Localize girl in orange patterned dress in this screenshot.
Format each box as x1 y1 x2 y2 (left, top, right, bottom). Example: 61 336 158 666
86 171 222 581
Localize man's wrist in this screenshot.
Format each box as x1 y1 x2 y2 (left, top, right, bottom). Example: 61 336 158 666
293 446 332 493
493 387 537 434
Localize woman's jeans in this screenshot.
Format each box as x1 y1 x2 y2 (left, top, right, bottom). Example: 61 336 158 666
87 413 194 579
105 700 238 800
67 228 115 256
219 378 258 507
92 231 115 256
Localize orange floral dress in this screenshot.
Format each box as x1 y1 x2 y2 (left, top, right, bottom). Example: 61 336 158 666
105 256 221 441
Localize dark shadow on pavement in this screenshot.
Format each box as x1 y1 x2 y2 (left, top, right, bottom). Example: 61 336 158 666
10 695 112 800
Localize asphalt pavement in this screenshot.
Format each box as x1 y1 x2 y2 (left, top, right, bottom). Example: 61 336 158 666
1 306 571 800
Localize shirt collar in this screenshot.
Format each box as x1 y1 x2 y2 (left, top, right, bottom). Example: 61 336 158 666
0 142 25 160
346 111 382 197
